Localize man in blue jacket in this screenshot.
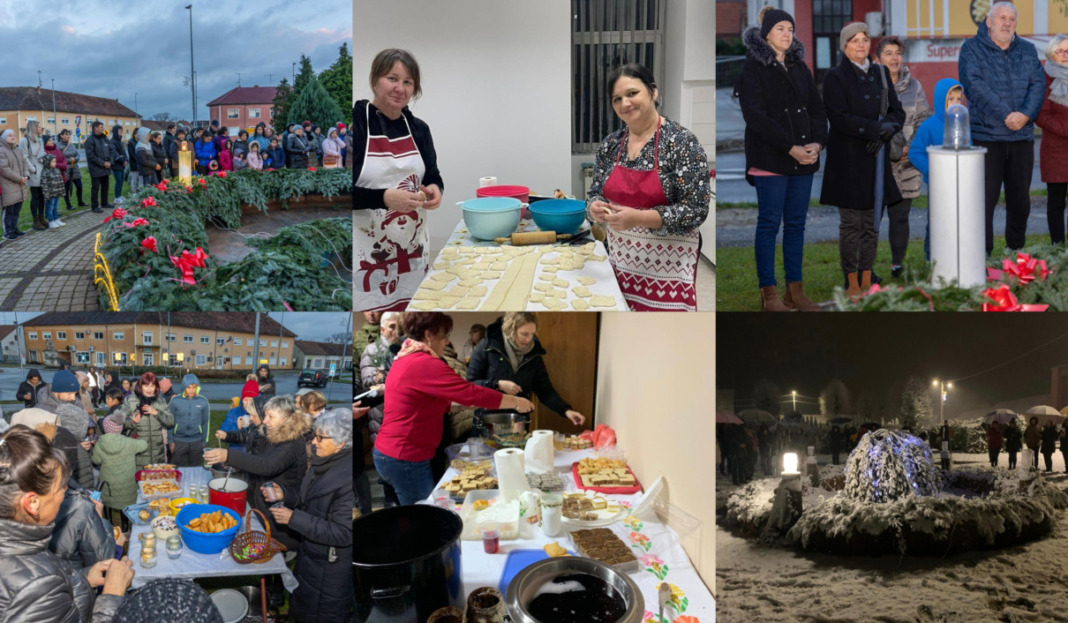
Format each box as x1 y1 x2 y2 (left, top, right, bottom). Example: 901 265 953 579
168 373 210 467
958 1 1045 255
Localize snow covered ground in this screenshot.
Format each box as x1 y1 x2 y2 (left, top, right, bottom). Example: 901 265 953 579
717 452 1068 622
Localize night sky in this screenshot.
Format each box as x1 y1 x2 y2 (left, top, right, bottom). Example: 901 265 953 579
718 314 1068 418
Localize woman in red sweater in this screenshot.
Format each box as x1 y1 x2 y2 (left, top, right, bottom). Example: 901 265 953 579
373 312 534 505
1037 35 1068 242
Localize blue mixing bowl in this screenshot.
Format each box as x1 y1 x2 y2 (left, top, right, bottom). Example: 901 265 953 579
528 199 587 235
458 197 523 240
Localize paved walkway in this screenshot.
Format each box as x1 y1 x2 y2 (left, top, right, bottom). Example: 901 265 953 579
0 207 108 311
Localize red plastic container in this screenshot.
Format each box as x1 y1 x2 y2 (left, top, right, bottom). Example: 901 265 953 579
208 477 249 516
477 185 530 218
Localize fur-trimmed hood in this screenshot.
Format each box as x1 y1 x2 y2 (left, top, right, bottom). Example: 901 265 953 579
265 410 309 445
743 25 806 66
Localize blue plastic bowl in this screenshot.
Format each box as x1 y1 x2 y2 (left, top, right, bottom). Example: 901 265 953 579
528 198 587 235
458 197 523 240
176 503 241 554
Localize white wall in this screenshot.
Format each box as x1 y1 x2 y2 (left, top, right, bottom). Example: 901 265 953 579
354 1 573 253
595 313 716 593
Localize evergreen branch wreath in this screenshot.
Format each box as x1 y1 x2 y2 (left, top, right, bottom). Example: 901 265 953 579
93 168 353 311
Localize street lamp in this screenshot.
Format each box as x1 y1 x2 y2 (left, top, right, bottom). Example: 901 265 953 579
791 390 797 412
931 379 953 423
186 5 196 128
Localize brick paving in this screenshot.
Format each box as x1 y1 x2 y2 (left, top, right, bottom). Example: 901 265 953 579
0 208 109 311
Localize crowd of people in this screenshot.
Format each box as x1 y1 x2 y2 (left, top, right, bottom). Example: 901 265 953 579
354 311 586 508
1 117 353 241
984 417 1068 472
0 364 352 622
738 2 1068 309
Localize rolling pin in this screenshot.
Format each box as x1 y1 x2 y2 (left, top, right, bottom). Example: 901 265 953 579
493 231 575 246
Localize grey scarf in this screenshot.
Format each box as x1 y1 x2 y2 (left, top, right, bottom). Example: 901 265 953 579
503 335 535 372
1046 60 1068 107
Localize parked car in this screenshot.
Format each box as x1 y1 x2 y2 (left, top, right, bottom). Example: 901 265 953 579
298 369 328 388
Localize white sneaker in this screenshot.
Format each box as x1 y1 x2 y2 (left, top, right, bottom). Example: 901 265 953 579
114 197 125 204
48 221 60 228
55 219 66 226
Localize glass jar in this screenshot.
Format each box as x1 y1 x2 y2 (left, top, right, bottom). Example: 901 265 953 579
199 484 209 504
165 535 183 560
140 545 157 569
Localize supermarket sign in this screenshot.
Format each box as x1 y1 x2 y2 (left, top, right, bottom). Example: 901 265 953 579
908 39 963 63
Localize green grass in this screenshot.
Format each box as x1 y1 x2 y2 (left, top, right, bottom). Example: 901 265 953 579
13 166 123 231
717 233 1052 311
716 190 1046 210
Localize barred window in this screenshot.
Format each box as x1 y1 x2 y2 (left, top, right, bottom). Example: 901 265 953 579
572 0 666 153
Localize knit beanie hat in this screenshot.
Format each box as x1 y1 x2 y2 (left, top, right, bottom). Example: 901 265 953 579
760 9 795 40
114 578 224 623
241 379 260 399
51 370 79 393
840 21 869 52
102 415 123 435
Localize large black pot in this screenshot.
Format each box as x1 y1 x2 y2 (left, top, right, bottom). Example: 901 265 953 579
353 505 464 623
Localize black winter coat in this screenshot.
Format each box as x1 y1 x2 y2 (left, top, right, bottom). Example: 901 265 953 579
16 378 41 409
735 26 828 183
109 135 127 169
1041 425 1059 453
136 145 159 180
152 141 168 172
125 139 138 173
284 449 354 623
54 426 95 491
1005 425 1023 453
820 56 906 210
223 434 307 550
84 133 112 178
285 135 309 169
0 518 123 623
466 318 572 417
48 485 116 570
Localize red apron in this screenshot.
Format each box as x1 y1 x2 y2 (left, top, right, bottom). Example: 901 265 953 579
601 118 699 311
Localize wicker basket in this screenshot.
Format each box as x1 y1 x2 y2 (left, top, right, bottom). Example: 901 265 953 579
229 508 286 564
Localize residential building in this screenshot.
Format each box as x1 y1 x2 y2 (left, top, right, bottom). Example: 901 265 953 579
0 87 140 143
0 325 19 365
738 0 1058 98
206 86 277 135
294 341 352 373
22 313 296 371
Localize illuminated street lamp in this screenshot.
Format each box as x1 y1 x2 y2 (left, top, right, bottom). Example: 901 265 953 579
933 379 954 469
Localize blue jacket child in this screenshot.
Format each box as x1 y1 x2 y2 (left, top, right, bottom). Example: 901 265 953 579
909 78 965 260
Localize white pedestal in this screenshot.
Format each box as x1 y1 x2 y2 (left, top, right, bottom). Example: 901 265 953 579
928 146 987 288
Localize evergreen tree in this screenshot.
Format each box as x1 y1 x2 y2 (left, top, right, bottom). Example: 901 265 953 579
287 75 344 131
319 43 353 121
270 78 294 135
292 55 316 99
751 379 782 417
819 379 851 418
899 376 933 431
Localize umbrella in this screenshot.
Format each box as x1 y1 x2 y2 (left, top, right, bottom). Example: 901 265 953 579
1060 405 1068 416
1024 405 1065 428
983 409 1018 427
738 409 776 425
716 411 744 425
829 416 853 426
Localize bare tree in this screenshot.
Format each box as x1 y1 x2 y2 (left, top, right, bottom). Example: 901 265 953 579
750 379 782 416
328 331 353 344
151 112 175 122
819 379 851 418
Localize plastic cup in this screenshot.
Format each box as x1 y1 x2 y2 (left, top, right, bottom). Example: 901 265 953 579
481 521 500 554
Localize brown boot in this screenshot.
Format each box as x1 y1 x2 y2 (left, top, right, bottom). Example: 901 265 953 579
860 270 873 291
846 273 863 301
760 285 792 312
783 282 822 311
32 216 47 231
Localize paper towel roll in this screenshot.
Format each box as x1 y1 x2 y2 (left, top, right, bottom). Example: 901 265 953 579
495 448 527 503
524 430 555 473
479 176 498 188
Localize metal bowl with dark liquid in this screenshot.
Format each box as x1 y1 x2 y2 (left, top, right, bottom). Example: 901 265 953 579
505 557 644 623
473 410 531 448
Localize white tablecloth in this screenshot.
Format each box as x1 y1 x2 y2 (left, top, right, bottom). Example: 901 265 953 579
427 448 715 622
129 467 293 589
408 219 628 311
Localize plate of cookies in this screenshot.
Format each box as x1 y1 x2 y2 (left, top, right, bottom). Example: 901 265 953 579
443 463 499 501
571 457 641 494
560 491 626 527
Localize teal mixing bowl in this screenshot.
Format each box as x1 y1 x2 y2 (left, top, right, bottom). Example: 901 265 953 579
458 197 523 240
528 199 587 235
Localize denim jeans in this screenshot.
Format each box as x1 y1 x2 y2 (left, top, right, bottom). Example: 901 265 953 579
45 197 59 222
753 174 813 287
373 448 434 505
112 168 125 198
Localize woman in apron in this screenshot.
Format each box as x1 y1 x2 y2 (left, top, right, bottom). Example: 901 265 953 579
586 64 711 311
354 49 444 312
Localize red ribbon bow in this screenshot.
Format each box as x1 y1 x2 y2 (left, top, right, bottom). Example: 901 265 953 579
986 252 1050 284
141 196 157 208
154 182 168 192
169 247 209 285
102 207 127 223
981 284 1049 312
141 236 158 253
124 217 149 228
216 171 227 179
308 167 317 172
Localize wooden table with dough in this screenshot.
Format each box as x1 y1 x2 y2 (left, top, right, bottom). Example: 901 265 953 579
405 218 628 311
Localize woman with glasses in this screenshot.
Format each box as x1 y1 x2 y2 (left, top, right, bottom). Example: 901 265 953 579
1037 35 1068 243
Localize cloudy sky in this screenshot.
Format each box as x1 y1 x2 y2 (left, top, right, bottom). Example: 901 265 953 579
0 0 351 122
0 312 352 342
